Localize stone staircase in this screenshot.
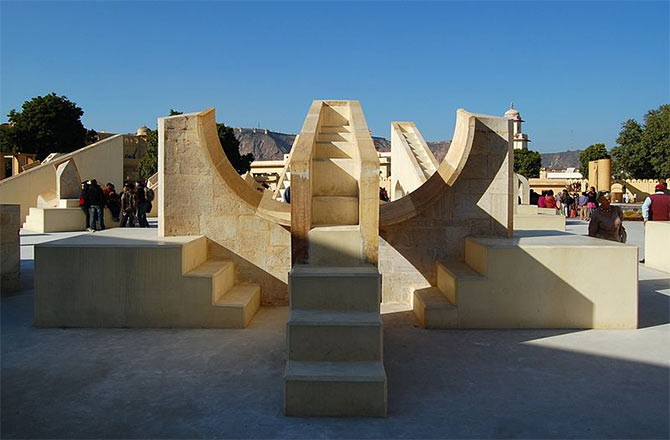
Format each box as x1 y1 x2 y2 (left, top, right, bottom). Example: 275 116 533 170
181 236 261 328
312 123 359 226
284 102 387 417
399 125 437 179
413 259 486 329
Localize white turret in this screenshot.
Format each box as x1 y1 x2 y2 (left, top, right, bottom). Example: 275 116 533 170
504 102 530 150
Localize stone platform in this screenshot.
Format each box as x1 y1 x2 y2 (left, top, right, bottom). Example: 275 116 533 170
514 204 566 231
415 230 638 329
34 228 260 328
23 199 119 233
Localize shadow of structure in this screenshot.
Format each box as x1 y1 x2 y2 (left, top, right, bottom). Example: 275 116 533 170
638 278 670 328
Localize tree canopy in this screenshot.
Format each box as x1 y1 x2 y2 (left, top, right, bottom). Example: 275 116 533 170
612 104 670 179
513 149 542 178
217 123 254 174
0 93 89 160
579 143 609 175
137 129 159 179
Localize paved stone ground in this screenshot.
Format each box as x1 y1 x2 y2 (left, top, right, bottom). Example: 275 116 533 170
2 220 668 439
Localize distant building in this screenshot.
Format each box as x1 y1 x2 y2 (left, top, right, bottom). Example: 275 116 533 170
504 103 530 150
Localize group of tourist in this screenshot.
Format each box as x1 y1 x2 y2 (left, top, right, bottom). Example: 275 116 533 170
531 186 603 221
78 179 154 231
526 182 669 244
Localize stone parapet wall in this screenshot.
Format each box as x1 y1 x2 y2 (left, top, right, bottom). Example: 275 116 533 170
1 204 20 294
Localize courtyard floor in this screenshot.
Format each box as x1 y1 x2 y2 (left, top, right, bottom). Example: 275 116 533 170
1 220 668 439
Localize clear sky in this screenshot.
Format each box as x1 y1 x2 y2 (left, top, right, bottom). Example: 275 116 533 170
1 1 668 152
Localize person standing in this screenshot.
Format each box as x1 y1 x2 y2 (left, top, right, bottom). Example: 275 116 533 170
79 181 90 230
545 190 557 210
134 180 149 228
120 183 136 227
538 191 547 208
586 186 598 219
642 183 670 225
86 179 106 231
588 192 625 242
578 192 588 220
103 182 120 222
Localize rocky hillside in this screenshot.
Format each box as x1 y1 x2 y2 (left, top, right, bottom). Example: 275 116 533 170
235 127 447 161
540 150 582 170
235 127 580 170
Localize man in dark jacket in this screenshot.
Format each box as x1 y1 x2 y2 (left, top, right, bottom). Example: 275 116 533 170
86 179 106 231
134 180 149 228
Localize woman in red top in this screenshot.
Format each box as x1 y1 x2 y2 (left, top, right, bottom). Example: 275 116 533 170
545 190 557 209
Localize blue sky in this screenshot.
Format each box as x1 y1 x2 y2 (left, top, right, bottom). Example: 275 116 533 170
1 1 668 152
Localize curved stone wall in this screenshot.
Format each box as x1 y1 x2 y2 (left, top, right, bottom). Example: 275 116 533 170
159 109 291 305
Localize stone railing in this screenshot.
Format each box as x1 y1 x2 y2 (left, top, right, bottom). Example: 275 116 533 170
348 101 380 264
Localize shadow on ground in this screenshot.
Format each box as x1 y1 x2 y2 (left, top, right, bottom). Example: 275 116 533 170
2 283 668 439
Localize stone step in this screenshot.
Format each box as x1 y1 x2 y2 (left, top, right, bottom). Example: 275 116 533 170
284 360 387 417
184 259 235 302
312 158 358 197
214 283 261 328
312 196 358 226
287 309 382 362
316 132 353 143
413 286 458 329
318 125 351 133
437 259 487 305
464 239 490 277
307 225 364 267
314 141 354 159
290 263 379 311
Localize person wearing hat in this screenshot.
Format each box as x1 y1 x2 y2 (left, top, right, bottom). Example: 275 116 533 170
642 183 670 225
588 191 626 242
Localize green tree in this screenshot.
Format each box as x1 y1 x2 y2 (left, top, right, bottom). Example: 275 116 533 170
611 120 650 178
579 143 609 176
513 149 542 178
217 123 253 174
138 129 159 179
642 104 670 178
611 105 669 178
2 93 88 160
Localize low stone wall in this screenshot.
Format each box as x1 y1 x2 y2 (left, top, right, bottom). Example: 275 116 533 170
645 221 670 273
1 204 20 294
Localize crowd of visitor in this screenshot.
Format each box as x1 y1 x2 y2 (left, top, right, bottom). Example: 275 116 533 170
78 179 154 231
526 182 670 244
530 186 605 221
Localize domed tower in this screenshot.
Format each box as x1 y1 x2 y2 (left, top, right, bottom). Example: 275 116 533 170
136 125 150 137
504 102 530 150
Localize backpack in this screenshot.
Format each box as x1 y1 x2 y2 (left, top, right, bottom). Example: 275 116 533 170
145 187 155 202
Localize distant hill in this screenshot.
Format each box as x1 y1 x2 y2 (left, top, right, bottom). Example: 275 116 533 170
236 127 449 162
236 128 579 172
540 150 582 170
